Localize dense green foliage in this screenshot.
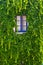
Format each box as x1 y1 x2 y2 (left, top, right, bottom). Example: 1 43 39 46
0 0 43 65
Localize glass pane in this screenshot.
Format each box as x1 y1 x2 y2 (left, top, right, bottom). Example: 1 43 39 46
17 20 21 25
22 20 26 25
17 25 21 31
17 16 21 20
22 16 26 20
22 25 26 31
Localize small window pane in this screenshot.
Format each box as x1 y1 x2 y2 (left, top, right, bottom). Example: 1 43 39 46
17 20 21 25
17 16 21 20
17 26 21 31
22 16 26 20
22 25 26 31
22 21 26 25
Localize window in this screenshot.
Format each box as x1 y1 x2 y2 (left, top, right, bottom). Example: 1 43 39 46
13 15 28 34
17 16 27 32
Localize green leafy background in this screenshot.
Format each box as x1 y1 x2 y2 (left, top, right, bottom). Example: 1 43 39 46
0 0 43 65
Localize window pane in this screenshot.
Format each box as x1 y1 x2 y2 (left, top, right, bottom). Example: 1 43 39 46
17 20 21 25
22 16 26 20
22 25 26 31
22 20 26 25
17 25 21 31
17 16 21 20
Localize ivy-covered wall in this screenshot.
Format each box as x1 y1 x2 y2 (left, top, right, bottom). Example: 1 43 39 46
0 0 43 65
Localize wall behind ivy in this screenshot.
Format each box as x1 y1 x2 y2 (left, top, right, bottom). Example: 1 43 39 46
0 0 43 65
